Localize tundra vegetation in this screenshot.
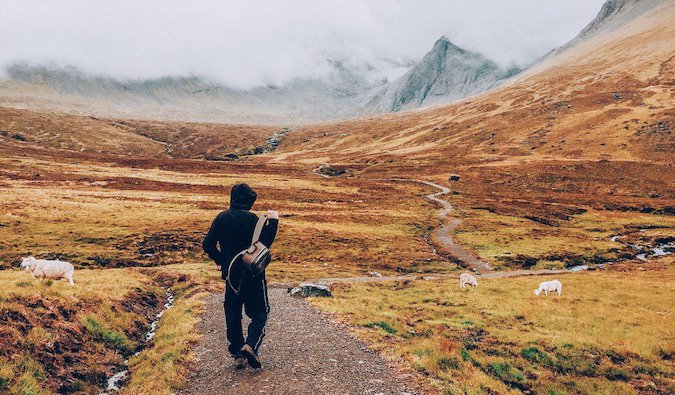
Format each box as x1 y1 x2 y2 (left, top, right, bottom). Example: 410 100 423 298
0 2 674 393
312 262 675 394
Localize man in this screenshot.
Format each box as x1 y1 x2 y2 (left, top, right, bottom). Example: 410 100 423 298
203 183 278 370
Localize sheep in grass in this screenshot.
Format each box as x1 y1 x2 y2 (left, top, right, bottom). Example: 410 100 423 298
534 280 562 296
20 256 75 285
459 273 478 288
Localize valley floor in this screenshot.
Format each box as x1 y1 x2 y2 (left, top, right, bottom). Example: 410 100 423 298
0 140 673 394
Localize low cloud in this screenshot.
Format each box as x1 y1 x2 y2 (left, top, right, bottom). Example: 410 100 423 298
0 0 605 90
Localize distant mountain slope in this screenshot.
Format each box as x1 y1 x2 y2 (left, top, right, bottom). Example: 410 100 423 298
278 0 674 166
3 36 520 122
3 60 390 124
0 36 525 123
360 36 520 113
546 0 664 58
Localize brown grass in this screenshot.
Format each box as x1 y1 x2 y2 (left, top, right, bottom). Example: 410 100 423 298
312 261 675 394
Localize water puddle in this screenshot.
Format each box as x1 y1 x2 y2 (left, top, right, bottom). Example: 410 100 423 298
100 288 174 394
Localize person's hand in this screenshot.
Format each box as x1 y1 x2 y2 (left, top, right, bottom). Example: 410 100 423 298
216 265 221 271
267 210 279 220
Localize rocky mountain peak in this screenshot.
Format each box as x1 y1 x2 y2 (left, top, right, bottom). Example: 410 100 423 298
363 36 520 113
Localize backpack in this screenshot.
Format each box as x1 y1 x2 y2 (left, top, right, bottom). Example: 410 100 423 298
226 214 272 294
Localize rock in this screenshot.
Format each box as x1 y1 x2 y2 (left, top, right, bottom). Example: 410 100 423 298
366 271 382 277
315 164 348 177
289 284 332 298
448 174 461 181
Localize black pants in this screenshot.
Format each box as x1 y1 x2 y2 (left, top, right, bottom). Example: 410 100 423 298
224 273 270 357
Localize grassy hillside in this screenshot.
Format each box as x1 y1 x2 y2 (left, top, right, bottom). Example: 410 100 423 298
312 261 675 394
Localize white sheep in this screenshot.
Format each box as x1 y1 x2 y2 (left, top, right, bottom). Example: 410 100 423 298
20 256 75 286
534 280 562 296
459 273 478 288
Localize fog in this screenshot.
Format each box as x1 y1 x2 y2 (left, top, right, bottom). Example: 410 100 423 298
0 0 606 90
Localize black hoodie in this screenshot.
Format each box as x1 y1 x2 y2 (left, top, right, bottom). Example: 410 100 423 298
203 183 278 279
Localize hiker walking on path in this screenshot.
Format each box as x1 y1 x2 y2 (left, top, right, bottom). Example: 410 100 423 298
203 183 279 370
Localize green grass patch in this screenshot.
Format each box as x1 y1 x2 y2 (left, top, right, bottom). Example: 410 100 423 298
81 314 131 353
364 321 397 334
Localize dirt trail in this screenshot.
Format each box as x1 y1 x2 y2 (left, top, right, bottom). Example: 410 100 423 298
418 180 493 272
180 289 414 395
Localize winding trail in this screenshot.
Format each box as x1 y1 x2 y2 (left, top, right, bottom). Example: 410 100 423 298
411 179 493 272
303 178 574 285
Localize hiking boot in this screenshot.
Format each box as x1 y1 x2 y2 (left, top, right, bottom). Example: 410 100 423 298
240 344 261 369
234 354 247 370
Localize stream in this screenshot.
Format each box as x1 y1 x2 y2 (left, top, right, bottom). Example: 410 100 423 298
100 287 174 394
609 229 674 261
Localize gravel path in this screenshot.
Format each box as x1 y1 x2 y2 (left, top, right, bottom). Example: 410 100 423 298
180 288 414 395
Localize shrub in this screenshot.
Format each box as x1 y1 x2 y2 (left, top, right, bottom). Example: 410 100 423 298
82 315 131 352
603 367 631 382
631 362 659 376
438 357 462 370
488 362 527 390
655 346 673 361
522 346 552 365
16 355 45 382
0 360 13 390
551 349 598 376
364 321 397 334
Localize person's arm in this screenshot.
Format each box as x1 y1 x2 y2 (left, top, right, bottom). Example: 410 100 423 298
202 215 225 267
259 210 279 248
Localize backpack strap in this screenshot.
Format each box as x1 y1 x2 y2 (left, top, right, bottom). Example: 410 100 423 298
251 214 268 245
227 214 268 295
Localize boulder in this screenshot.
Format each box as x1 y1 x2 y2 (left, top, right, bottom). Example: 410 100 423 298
289 283 332 298
315 164 348 177
448 174 461 181
366 271 383 277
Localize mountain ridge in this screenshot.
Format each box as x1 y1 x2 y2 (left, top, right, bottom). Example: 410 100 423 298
1 37 521 123
360 36 521 113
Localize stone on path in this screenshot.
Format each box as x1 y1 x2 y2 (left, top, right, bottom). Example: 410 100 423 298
289 283 332 298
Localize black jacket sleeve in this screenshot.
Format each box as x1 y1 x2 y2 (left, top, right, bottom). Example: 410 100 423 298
259 218 278 248
203 215 225 266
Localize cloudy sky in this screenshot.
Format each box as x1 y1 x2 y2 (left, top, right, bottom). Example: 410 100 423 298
0 0 606 89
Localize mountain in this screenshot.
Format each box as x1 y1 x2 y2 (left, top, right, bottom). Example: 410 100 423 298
5 1 660 124
0 38 520 123
545 0 664 58
2 60 391 124
277 0 674 166
360 36 520 113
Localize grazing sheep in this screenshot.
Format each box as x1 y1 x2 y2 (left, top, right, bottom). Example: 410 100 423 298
534 280 562 296
20 256 75 285
459 273 478 288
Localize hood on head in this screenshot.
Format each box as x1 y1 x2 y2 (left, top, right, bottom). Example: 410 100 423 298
230 183 257 211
